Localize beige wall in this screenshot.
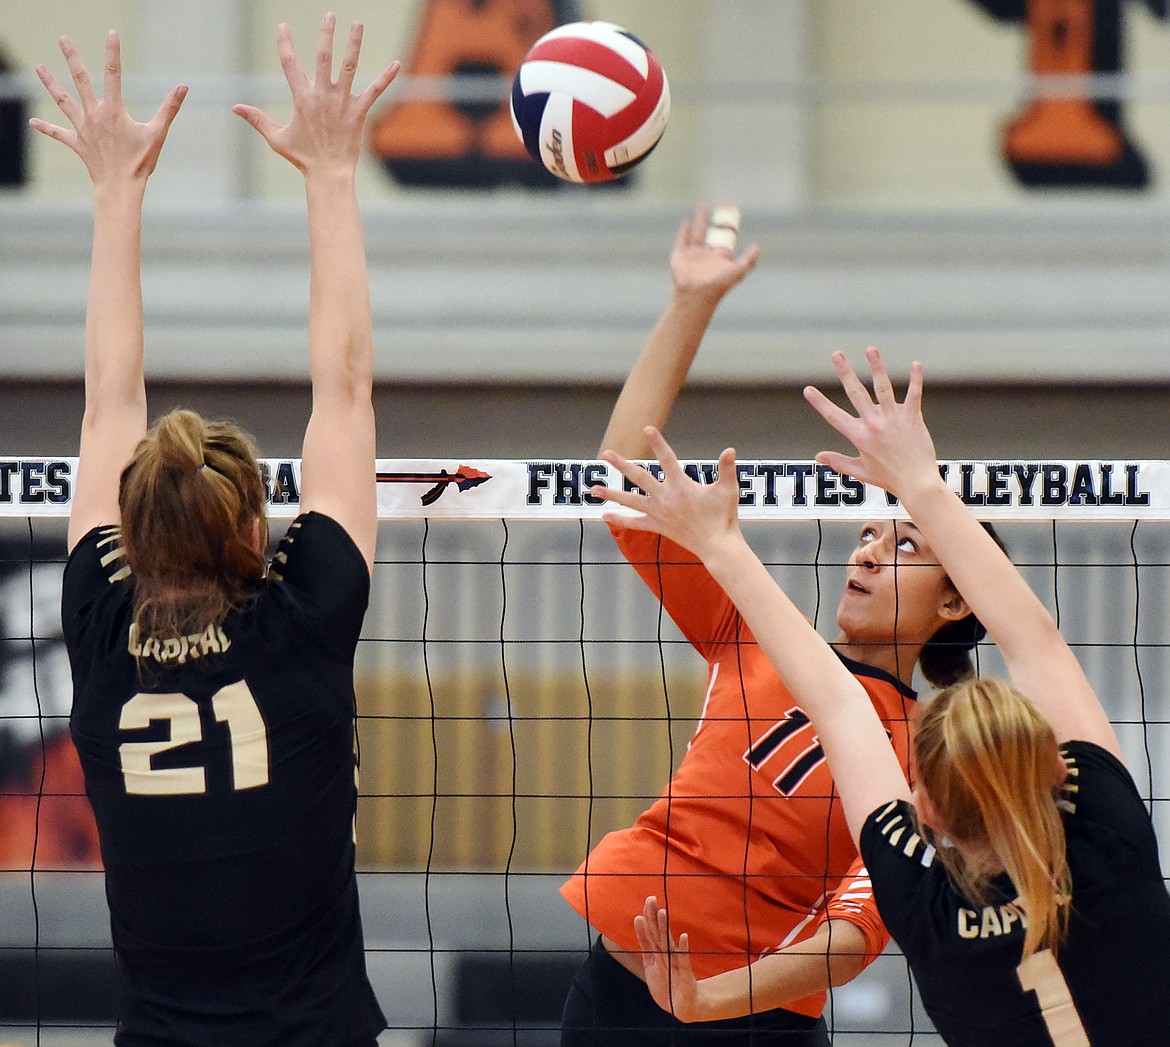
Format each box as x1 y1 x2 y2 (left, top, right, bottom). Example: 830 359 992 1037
815 0 1170 206
7 1 136 200
815 0 1020 206
10 0 1167 206
1130 3 1170 175
10 0 710 202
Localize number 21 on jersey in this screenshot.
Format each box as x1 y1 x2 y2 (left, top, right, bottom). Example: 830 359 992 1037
119 682 269 796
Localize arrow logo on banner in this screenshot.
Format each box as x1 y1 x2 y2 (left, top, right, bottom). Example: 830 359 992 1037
376 466 493 506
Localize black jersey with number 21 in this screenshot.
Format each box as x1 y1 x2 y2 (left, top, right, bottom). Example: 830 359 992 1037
63 512 385 1047
861 740 1170 1047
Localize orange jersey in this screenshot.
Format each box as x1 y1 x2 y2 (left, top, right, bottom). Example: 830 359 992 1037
561 527 914 1018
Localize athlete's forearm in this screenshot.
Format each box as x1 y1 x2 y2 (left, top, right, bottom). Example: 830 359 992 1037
305 169 373 400
688 921 869 1021
701 532 867 725
894 475 1119 752
699 529 911 839
85 178 148 418
897 475 1056 664
600 290 720 458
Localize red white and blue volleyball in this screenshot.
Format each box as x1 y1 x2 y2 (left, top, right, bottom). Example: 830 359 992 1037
510 21 670 184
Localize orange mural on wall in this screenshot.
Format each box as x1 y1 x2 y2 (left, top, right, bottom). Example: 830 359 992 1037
0 542 101 872
370 0 580 188
0 734 100 871
968 0 1166 187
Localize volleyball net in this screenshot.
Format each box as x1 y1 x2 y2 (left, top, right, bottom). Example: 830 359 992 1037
2 455 1168 1046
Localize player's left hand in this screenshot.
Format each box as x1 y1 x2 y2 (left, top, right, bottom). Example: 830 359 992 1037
233 13 400 176
30 30 187 185
804 347 942 500
634 895 701 1023
592 426 742 562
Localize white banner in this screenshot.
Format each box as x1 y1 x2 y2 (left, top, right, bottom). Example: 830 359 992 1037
2 457 1169 522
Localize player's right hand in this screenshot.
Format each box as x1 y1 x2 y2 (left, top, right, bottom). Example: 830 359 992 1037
30 30 186 185
670 204 760 304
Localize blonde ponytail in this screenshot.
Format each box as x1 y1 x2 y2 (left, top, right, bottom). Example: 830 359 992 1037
914 678 1071 958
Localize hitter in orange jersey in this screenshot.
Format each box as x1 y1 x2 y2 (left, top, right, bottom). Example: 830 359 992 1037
560 209 984 1046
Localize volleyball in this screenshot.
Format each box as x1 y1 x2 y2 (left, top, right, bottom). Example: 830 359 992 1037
509 21 670 184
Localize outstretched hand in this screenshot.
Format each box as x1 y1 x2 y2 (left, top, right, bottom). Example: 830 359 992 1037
234 13 400 175
591 426 742 562
803 347 941 499
634 896 701 1023
670 205 760 304
30 31 187 185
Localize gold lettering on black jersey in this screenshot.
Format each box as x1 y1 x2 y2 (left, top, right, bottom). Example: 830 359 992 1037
97 527 132 583
128 622 231 665
1058 754 1080 814
958 901 1026 939
874 800 938 868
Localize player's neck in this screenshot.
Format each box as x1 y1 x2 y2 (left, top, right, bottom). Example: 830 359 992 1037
830 637 920 687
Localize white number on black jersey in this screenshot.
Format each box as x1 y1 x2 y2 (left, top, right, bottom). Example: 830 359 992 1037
118 682 270 796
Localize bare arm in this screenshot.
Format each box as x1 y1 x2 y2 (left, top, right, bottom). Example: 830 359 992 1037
600 206 759 458
234 16 400 573
805 348 1122 760
30 32 185 551
633 896 868 1022
593 428 911 844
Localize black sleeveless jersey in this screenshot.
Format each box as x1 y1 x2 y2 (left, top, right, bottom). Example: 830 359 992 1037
63 512 386 1047
861 740 1170 1046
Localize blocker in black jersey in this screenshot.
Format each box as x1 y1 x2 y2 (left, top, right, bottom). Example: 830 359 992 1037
861 740 1170 1047
63 512 386 1047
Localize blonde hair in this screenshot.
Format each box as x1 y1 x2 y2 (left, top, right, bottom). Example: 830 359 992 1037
914 678 1071 958
118 409 268 645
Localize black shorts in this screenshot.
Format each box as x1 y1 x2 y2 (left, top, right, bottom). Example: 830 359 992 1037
560 937 830 1047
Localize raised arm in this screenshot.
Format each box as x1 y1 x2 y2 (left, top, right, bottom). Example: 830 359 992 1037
592 427 911 843
804 348 1122 760
30 32 186 551
234 15 400 573
600 205 759 458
